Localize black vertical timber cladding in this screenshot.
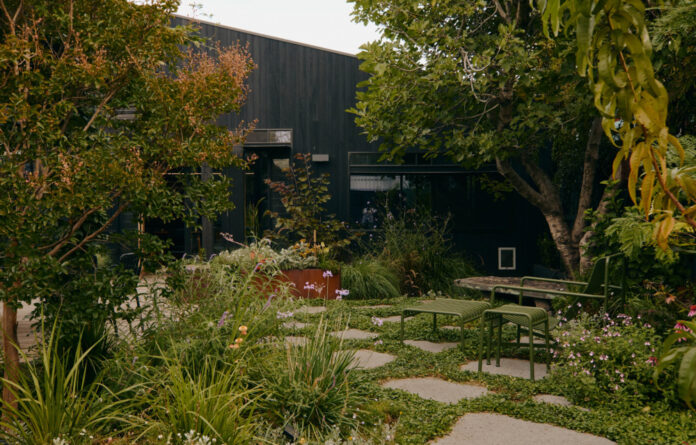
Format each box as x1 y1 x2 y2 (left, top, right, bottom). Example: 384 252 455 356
171 16 376 222
166 17 548 274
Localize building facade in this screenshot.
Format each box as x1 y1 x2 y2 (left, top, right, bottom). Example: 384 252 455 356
129 16 547 274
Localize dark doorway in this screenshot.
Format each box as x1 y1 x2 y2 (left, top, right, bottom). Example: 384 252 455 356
244 147 291 240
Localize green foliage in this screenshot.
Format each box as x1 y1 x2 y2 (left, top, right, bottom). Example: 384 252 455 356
0 0 255 373
135 356 258 444
374 209 477 295
349 0 613 274
536 0 696 248
342 258 401 300
0 325 133 444
257 319 360 439
654 318 696 411
212 238 318 272
548 313 663 407
265 153 353 253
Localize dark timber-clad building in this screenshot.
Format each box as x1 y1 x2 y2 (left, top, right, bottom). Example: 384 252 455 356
134 16 546 274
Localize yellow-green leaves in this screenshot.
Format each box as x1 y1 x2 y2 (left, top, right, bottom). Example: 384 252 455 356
539 0 696 250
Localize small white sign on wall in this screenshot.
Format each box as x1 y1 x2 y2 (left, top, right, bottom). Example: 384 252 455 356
498 247 516 270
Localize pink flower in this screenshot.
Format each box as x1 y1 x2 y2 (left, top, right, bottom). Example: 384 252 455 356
371 316 383 327
675 322 689 332
646 356 658 366
323 270 333 278
689 305 696 317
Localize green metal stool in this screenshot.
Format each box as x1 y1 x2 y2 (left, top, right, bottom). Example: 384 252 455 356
401 298 491 351
477 304 551 381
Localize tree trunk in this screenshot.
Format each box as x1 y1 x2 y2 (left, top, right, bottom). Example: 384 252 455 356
544 211 580 276
571 117 603 245
2 301 19 409
496 157 580 276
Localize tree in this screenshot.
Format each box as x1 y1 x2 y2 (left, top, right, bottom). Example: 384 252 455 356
350 0 617 275
536 0 696 251
0 0 254 404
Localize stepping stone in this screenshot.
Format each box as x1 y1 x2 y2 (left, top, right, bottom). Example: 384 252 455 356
282 321 309 329
380 315 413 323
330 328 379 340
534 394 590 412
345 349 396 369
510 336 546 345
284 336 308 346
460 358 548 380
431 413 614 444
295 306 326 315
382 377 488 404
441 325 459 331
533 394 573 407
403 340 458 353
357 304 392 309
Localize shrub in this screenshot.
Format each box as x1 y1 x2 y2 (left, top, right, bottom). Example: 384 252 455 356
135 356 258 444
548 312 664 407
257 319 360 438
211 238 318 272
374 210 477 295
654 315 696 411
341 258 401 300
265 153 354 252
0 324 132 444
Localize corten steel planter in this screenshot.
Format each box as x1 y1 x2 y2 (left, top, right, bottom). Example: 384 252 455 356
280 269 342 300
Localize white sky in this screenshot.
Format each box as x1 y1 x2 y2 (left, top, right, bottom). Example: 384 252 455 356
176 0 381 55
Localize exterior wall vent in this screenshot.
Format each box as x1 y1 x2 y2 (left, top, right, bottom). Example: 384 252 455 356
498 247 516 270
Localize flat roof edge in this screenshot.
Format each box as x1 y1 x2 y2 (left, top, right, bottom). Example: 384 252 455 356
172 14 359 59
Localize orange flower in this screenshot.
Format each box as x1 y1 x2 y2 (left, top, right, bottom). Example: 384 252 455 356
239 325 248 335
235 337 244 344
229 343 239 349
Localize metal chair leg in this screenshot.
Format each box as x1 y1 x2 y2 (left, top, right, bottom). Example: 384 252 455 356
477 315 486 373
528 315 535 381
496 317 502 367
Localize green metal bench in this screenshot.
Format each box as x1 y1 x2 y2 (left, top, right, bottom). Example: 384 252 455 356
400 298 491 351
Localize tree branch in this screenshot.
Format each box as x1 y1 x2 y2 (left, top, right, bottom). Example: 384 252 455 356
495 157 545 209
57 202 129 263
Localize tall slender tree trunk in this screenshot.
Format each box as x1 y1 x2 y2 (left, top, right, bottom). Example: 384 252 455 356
2 301 19 408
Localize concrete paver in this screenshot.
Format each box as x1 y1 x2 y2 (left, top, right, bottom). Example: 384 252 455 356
382 377 488 404
403 340 458 353
460 358 548 380
330 328 379 340
431 413 614 444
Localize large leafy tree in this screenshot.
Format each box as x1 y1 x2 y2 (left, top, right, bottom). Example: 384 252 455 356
350 0 615 275
0 0 253 403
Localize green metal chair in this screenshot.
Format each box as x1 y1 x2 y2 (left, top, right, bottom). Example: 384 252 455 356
477 304 551 380
491 254 626 315
474 255 626 380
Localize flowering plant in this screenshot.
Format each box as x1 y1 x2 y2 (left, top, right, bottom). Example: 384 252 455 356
549 312 660 406
654 311 696 411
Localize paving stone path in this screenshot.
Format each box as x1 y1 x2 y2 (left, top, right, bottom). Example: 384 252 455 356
430 413 615 444
382 377 488 404
295 306 326 315
347 349 396 369
282 321 309 329
460 358 548 380
403 340 458 353
330 328 379 340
